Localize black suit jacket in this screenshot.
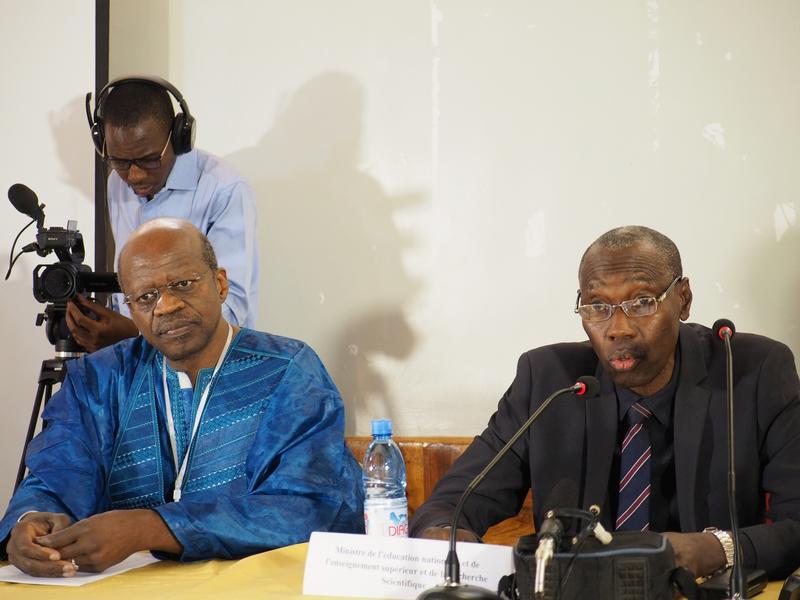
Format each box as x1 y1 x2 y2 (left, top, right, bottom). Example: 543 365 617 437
410 323 800 578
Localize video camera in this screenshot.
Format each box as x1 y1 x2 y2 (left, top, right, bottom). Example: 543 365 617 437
6 183 120 352
31 221 119 303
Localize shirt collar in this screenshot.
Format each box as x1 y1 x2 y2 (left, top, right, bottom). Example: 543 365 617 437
616 347 681 426
156 149 200 196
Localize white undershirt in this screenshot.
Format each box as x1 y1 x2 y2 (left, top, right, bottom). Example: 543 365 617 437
161 324 234 502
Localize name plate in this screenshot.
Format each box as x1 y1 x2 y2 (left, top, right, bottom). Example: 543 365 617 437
302 532 514 599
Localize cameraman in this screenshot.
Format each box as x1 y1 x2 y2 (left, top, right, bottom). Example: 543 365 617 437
68 76 258 352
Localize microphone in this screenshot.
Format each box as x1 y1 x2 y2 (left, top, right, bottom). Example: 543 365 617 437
417 376 600 600
713 318 735 341
533 479 578 596
712 318 746 599
8 183 45 228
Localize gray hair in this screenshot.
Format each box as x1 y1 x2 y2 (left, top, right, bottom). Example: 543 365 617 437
579 225 683 278
200 233 218 271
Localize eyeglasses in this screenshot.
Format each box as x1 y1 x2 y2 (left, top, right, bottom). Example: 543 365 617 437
123 272 208 311
104 134 171 171
574 276 683 322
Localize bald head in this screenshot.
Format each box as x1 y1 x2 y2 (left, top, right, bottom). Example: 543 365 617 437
117 218 230 375
118 218 217 281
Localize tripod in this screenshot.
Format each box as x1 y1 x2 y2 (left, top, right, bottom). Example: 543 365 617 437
13 305 84 491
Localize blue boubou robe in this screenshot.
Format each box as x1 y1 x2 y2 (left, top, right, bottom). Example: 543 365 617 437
0 329 364 560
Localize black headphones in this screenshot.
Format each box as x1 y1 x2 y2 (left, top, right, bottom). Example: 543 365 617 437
84 74 196 157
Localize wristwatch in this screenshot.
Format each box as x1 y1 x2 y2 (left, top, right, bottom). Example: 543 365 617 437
704 527 734 569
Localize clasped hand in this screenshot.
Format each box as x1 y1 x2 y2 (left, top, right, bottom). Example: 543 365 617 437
8 510 149 577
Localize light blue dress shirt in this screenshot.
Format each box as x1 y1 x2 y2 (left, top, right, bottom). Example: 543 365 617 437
108 148 259 327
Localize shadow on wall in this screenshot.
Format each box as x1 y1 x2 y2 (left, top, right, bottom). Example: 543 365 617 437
226 72 424 433
5 96 93 223
50 96 95 202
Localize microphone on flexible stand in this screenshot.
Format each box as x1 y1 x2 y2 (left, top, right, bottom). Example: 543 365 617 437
713 318 746 599
714 319 735 342
417 376 601 600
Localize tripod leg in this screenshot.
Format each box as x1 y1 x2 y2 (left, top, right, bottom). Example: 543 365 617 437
13 382 52 492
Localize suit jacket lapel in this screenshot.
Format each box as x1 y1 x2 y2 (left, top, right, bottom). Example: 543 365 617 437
673 324 711 532
583 363 618 516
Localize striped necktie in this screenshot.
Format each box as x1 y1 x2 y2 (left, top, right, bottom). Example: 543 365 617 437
615 401 653 531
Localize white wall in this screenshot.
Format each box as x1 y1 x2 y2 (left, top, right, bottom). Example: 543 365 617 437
0 2 96 510
0 0 796 511
108 1 800 438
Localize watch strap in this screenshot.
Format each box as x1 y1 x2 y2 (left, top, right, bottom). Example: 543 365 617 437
704 527 734 569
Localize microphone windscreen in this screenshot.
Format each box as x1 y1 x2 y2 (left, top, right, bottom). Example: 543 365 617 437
576 375 600 398
8 183 41 219
712 318 736 340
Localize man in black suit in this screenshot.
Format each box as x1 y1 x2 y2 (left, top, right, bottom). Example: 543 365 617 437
410 225 800 578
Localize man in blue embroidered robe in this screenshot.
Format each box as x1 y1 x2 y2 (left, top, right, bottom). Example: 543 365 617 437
0 218 364 576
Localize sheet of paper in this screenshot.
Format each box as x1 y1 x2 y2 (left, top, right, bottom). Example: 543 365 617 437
303 531 514 599
0 552 159 586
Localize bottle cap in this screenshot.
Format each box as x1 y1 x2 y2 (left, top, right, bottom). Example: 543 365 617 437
371 419 393 436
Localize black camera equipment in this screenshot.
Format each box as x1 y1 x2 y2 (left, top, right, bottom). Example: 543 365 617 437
779 566 800 600
510 508 686 600
32 224 119 302
5 183 120 491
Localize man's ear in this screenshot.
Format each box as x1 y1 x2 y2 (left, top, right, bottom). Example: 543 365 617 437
678 277 693 321
214 267 229 303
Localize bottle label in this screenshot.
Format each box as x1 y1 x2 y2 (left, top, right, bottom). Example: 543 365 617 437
364 497 408 537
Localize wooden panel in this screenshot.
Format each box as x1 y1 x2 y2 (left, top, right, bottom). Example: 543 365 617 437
346 436 534 546
422 441 468 495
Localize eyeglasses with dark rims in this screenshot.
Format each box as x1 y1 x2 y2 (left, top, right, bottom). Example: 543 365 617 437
104 134 171 172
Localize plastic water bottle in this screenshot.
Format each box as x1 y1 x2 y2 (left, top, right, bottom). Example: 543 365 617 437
363 419 409 537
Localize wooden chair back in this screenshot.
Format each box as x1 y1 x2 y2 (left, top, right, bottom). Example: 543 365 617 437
346 436 534 546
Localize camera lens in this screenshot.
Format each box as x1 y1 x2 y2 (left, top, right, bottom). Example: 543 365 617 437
39 264 77 302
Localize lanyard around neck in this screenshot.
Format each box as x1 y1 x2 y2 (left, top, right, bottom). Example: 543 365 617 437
162 323 234 502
